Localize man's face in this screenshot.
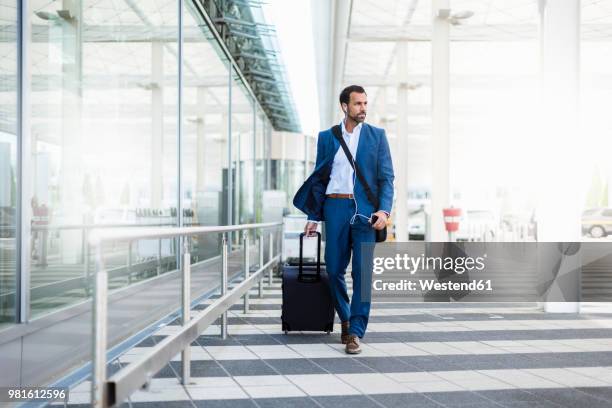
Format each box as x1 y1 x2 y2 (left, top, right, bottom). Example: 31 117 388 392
344 92 367 123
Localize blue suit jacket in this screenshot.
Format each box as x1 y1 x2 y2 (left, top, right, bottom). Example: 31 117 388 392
293 123 395 222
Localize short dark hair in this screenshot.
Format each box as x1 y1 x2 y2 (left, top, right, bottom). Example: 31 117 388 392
339 85 366 105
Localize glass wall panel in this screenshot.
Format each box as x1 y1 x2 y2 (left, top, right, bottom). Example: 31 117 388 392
182 1 230 261
271 159 304 214
0 0 18 326
28 0 179 318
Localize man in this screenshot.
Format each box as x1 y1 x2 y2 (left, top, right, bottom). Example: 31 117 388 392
293 85 395 354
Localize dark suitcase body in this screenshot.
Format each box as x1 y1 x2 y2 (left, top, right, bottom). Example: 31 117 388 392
281 232 335 334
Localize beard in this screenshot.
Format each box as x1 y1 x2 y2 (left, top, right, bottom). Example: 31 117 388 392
350 112 367 123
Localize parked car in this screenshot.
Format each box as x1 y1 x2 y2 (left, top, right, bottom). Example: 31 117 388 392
408 209 427 240
582 208 612 238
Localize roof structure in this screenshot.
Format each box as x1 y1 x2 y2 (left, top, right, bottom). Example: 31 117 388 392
198 0 301 132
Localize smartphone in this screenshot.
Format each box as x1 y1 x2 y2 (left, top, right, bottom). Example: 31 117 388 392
370 214 378 225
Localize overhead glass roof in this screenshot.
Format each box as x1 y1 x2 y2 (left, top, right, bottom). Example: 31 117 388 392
199 0 300 132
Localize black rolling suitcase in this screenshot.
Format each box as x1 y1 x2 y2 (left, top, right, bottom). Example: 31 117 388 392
281 231 335 334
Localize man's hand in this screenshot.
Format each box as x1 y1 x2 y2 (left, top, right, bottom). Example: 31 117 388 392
304 221 318 237
371 211 388 230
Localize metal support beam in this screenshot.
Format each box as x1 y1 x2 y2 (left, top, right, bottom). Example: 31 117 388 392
221 233 228 338
181 239 191 384
268 231 274 285
243 231 250 313
17 0 32 323
91 246 108 408
258 233 264 298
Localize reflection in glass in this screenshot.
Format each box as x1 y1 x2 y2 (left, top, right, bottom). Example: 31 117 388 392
28 0 178 318
0 0 18 326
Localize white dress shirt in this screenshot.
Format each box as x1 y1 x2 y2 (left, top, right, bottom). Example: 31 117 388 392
325 119 362 195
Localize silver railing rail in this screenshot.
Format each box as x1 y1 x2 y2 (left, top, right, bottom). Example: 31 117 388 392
88 222 283 407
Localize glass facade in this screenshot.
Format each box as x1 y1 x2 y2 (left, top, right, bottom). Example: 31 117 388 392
1 0 272 325
182 1 230 262
0 0 18 326
28 0 181 318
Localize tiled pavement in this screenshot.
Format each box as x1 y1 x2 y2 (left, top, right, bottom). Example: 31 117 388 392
57 277 612 408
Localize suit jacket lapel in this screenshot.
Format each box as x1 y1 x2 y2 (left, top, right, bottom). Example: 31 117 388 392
354 123 368 164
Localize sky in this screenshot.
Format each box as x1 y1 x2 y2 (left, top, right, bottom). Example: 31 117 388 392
261 0 321 136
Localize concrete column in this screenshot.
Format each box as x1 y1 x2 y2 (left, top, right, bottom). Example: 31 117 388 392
395 43 409 242
430 0 451 242
538 0 582 313
151 42 164 209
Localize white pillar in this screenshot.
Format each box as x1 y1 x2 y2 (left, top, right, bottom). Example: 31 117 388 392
196 87 206 194
151 42 164 209
395 43 409 242
430 0 451 242
538 0 581 313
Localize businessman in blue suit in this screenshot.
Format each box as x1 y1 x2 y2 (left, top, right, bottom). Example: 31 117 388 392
293 85 395 354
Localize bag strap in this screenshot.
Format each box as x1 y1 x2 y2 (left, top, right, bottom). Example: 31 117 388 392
331 125 379 210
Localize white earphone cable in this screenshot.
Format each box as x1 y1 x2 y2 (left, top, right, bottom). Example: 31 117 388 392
346 131 372 226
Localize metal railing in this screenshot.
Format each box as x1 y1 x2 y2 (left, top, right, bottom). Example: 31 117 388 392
88 221 282 407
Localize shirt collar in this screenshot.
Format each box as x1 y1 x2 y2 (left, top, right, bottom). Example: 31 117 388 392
340 118 363 136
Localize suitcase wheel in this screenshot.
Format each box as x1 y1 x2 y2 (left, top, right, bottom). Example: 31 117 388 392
326 330 331 335
284 330 288 335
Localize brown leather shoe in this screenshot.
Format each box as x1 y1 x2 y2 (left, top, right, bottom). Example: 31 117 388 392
345 334 361 354
341 321 350 344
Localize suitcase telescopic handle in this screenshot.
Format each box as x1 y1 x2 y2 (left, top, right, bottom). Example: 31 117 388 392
299 231 321 281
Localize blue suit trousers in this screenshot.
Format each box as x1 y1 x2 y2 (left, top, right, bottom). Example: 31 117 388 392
323 198 375 338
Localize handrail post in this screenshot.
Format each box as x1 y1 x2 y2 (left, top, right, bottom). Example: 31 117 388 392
258 233 264 298
127 240 133 285
268 232 274 286
91 244 108 408
157 237 162 276
181 237 191 385
243 231 250 313
84 227 90 297
221 233 228 339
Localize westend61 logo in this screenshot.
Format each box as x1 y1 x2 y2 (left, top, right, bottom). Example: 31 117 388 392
372 253 487 275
